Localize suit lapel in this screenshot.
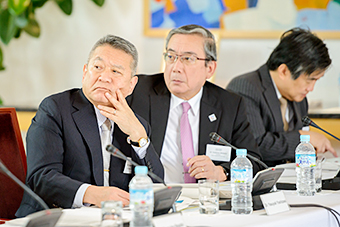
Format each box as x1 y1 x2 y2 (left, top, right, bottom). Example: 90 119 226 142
109 124 130 190
199 85 222 155
150 81 171 156
72 90 103 186
259 65 283 131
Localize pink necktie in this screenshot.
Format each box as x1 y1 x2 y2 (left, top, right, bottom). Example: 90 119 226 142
180 102 196 183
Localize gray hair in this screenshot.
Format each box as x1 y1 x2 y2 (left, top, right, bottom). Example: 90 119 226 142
165 24 217 66
87 34 138 76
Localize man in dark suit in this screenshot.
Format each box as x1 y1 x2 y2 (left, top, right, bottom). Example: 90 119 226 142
227 28 337 167
16 35 163 217
128 25 263 183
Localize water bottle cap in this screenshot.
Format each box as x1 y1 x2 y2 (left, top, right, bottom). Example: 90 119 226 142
236 149 247 156
300 135 310 142
135 166 148 174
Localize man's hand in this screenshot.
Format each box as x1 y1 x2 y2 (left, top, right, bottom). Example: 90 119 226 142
97 89 147 141
300 130 338 157
83 186 130 207
187 155 227 182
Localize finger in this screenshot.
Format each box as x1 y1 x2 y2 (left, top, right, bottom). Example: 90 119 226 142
116 196 130 207
320 144 326 153
122 200 130 207
189 158 215 176
188 160 206 173
116 89 128 106
98 107 117 121
98 105 115 114
187 155 208 167
189 157 213 171
193 172 205 179
314 145 321 154
327 145 338 157
118 190 130 198
192 167 213 179
104 92 120 109
116 190 130 202
190 165 207 177
118 194 130 203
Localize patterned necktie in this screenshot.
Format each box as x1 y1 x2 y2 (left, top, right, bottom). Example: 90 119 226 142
101 118 112 186
280 97 289 131
180 102 196 183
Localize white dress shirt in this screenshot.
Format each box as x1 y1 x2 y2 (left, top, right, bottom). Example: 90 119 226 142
160 88 203 183
72 106 149 207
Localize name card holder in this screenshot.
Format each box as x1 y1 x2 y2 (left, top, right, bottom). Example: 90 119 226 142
260 191 290 215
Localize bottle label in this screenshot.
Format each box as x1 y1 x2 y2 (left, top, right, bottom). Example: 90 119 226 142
295 154 316 167
130 188 154 205
231 168 252 183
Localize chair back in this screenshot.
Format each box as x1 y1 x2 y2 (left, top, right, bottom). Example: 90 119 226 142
0 108 27 219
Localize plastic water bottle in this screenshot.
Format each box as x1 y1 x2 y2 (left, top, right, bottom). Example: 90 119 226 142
295 135 316 196
231 149 253 215
129 166 154 227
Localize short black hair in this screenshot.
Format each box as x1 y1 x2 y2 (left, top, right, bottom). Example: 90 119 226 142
266 27 331 79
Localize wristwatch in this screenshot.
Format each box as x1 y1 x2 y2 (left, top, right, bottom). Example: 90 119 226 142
222 166 229 179
127 137 148 148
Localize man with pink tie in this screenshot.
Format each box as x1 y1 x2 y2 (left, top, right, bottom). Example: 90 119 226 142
128 24 263 183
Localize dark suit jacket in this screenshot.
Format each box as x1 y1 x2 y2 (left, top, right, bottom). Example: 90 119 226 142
16 89 163 217
227 64 308 166
127 73 263 177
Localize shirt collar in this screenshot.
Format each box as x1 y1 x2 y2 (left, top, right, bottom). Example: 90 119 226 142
271 77 282 100
94 105 113 127
170 88 203 116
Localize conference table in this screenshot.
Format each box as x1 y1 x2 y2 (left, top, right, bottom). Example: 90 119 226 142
3 157 340 227
2 190 340 227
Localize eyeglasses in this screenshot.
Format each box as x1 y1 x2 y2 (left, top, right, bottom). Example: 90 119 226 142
163 52 211 65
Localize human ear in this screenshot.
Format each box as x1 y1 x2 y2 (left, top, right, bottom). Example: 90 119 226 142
277 64 291 80
82 64 88 81
127 76 138 96
206 60 217 80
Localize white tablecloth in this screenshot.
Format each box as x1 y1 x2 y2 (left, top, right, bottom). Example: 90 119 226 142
181 190 340 227
3 191 340 227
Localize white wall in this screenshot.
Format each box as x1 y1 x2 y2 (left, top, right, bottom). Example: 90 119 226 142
1 0 339 109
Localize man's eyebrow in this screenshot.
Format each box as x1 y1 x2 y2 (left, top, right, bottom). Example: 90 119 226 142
92 56 125 70
111 64 125 70
307 77 320 80
307 73 324 80
167 48 197 55
92 56 103 62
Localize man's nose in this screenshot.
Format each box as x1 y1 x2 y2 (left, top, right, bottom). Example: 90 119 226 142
171 56 184 72
99 69 112 82
307 80 317 92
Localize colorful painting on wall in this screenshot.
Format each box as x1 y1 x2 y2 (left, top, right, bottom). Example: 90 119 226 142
145 0 340 38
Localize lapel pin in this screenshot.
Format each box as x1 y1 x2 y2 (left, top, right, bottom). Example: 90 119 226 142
208 114 217 122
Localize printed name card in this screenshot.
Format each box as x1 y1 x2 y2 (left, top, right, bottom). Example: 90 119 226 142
260 191 290 215
153 212 184 227
206 144 231 162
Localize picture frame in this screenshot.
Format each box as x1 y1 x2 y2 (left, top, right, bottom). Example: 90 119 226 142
144 0 340 39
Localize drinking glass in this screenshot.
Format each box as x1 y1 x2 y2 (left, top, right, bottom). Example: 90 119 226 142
198 179 219 214
101 200 123 227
